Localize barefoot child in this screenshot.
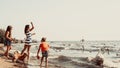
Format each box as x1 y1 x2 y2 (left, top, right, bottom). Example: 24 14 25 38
4 25 13 58
37 37 50 67
12 51 27 63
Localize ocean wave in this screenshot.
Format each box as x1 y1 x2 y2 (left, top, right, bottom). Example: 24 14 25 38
69 48 82 50
54 56 103 68
57 55 72 61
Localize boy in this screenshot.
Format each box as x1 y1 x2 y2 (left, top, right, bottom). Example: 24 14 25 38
37 37 50 67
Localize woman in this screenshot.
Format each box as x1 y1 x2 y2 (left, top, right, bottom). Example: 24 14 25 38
21 22 35 60
4 25 13 58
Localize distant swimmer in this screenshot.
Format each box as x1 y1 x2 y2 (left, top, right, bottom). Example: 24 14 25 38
80 39 85 53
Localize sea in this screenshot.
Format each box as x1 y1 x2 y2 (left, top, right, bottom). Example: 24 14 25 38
8 41 120 68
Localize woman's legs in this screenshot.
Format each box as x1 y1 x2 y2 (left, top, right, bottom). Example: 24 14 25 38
27 45 31 60
21 45 28 55
4 45 11 58
21 44 31 61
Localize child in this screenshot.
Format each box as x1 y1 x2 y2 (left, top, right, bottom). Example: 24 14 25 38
37 37 50 67
12 51 27 63
21 22 35 60
4 25 13 58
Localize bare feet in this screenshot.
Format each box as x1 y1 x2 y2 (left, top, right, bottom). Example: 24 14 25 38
4 54 10 59
45 64 48 68
5 56 11 59
40 64 42 67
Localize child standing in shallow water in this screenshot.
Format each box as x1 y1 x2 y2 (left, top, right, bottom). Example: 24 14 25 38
37 37 50 67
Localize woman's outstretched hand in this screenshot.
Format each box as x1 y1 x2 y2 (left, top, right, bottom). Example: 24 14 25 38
31 22 33 25
29 22 34 31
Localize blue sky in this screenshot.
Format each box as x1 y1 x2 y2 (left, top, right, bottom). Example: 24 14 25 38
0 0 120 41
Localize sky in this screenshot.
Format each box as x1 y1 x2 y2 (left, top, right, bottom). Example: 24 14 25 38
0 0 120 41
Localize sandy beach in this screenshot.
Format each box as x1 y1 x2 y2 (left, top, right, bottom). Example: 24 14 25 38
0 43 63 68
0 44 27 68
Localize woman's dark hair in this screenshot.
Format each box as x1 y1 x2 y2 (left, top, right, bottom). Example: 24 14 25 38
5 25 12 37
24 25 29 34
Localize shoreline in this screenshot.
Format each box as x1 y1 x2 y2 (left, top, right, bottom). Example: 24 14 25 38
1 42 118 68
0 43 63 68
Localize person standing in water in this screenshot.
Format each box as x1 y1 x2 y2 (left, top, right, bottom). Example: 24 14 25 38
37 37 50 67
21 22 35 60
4 25 13 58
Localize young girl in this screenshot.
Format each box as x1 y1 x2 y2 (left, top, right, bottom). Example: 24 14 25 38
21 22 35 60
4 25 13 58
37 37 50 67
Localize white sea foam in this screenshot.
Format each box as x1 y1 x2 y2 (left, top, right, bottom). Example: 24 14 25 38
10 41 120 68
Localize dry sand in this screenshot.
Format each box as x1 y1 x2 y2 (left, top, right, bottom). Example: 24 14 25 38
0 44 27 68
